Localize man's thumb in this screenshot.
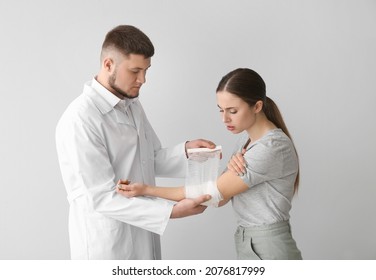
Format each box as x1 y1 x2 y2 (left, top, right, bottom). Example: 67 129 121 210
194 194 211 204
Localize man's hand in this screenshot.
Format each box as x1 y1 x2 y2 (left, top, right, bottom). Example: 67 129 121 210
170 194 211 218
185 139 217 158
185 139 215 150
227 148 246 176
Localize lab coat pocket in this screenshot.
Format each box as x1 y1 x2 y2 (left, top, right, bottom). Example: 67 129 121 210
85 211 127 259
87 211 120 231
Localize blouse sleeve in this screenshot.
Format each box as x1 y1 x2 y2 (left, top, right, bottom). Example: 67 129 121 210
240 141 284 188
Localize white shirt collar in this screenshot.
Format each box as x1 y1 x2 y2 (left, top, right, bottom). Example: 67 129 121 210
91 78 120 107
90 78 138 112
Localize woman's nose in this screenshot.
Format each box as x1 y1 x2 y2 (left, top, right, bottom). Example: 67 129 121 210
222 112 230 123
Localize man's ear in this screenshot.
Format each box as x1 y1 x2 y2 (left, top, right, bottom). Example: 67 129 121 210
103 57 114 73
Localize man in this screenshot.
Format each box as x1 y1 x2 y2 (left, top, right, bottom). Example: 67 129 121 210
56 25 213 259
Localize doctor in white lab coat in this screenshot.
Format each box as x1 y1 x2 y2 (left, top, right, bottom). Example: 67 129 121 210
55 25 213 259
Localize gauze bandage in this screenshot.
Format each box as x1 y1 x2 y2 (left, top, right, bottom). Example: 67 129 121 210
184 146 223 207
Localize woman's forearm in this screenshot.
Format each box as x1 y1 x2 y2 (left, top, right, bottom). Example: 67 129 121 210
145 186 185 202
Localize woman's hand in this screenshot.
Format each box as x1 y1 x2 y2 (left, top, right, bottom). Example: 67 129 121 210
227 148 247 176
116 179 148 197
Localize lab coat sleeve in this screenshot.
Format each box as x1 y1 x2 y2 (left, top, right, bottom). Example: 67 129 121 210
56 117 173 235
154 142 187 178
145 119 187 178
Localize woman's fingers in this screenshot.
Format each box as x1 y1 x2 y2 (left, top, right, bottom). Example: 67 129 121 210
228 153 246 175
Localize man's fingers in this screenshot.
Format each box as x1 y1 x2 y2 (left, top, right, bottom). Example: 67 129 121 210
188 139 216 149
193 194 212 205
196 139 215 148
201 140 216 149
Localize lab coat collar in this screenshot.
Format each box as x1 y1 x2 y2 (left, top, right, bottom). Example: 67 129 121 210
84 78 138 115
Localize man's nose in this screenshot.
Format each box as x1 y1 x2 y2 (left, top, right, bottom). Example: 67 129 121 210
137 71 146 84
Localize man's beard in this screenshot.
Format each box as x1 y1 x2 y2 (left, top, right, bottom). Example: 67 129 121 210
108 71 139 99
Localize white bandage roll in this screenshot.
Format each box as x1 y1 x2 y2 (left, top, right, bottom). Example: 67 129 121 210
185 145 222 207
185 181 223 207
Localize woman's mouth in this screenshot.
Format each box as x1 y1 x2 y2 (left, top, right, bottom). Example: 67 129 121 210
226 126 235 131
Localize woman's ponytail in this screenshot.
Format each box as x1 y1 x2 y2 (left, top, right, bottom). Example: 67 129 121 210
263 97 300 193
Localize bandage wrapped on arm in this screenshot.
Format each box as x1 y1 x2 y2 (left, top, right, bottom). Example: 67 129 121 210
185 181 223 207
184 146 223 207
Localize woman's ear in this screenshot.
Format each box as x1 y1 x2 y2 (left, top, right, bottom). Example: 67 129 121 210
254 100 263 113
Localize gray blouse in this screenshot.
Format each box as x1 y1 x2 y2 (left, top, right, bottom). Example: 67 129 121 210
232 129 299 227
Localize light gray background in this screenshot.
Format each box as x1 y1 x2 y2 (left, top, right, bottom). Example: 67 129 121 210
0 0 375 260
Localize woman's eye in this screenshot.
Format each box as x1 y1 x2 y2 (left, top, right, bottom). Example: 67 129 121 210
230 111 237 114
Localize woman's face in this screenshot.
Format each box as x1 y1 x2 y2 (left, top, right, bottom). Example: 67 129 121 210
216 91 257 134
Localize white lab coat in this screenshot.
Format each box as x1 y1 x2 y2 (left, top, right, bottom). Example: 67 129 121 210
56 79 187 259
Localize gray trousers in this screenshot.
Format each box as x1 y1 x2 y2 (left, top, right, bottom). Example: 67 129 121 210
234 220 302 260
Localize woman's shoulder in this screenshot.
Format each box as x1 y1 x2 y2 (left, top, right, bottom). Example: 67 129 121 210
248 129 294 157
259 129 292 147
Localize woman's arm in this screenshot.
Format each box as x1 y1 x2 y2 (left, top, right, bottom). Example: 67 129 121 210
117 169 249 205
216 170 248 201
117 180 185 202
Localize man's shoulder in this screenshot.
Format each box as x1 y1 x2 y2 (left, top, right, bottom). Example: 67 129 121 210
60 92 102 124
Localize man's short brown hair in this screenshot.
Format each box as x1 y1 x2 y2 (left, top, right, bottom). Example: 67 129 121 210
102 25 154 58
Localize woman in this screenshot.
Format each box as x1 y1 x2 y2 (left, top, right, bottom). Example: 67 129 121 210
117 68 302 260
